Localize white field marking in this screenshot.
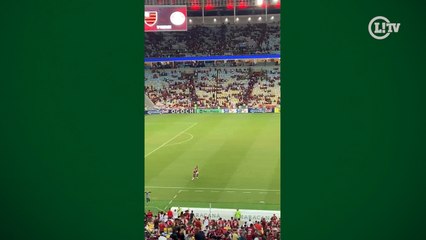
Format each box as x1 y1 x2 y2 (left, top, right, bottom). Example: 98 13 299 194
145 121 198 125
144 122 198 158
210 191 220 193
259 192 267 194
145 186 279 192
194 190 204 192
226 191 235 193
164 190 181 210
243 192 251 194
145 206 164 212
165 133 194 147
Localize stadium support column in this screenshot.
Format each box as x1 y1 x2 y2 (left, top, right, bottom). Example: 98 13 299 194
265 0 268 21
202 0 205 24
234 0 236 23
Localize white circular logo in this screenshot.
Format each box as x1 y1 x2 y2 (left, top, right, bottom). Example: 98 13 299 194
368 16 391 40
170 11 186 26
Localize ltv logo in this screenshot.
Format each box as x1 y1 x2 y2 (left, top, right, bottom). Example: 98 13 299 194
368 16 401 40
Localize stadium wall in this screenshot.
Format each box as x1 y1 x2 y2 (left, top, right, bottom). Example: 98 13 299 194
171 207 280 221
144 107 280 115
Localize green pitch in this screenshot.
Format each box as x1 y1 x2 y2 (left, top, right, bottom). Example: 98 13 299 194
144 113 280 213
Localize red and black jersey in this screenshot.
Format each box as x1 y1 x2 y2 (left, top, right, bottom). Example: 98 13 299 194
246 227 255 240
217 219 224 228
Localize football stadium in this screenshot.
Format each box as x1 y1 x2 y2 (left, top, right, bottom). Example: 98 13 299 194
144 1 281 239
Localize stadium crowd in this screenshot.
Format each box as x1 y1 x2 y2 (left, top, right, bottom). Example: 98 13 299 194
145 23 280 58
145 209 281 240
144 65 280 109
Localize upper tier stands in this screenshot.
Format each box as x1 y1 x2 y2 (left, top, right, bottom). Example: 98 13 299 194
145 22 280 58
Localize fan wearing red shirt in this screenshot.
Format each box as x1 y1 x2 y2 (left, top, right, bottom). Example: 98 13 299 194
167 208 173 219
146 210 153 220
246 224 255 240
166 219 174 228
217 218 224 228
254 221 263 234
232 219 239 229
195 218 202 229
159 221 166 233
215 228 224 239
186 225 193 235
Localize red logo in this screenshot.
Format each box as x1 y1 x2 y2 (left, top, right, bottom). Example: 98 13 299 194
145 11 158 27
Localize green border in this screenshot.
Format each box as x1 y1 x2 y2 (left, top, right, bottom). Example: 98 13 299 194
1 1 426 240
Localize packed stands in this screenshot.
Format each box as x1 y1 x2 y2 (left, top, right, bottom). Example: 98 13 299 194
145 22 280 58
145 209 281 240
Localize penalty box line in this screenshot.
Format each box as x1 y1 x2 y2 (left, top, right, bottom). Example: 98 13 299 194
144 122 198 159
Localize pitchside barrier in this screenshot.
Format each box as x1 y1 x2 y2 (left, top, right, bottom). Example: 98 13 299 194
171 207 280 221
144 108 280 115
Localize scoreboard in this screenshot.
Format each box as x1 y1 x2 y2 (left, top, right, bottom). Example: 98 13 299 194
144 5 188 32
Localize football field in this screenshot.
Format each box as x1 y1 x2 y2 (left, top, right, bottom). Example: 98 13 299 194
144 113 280 213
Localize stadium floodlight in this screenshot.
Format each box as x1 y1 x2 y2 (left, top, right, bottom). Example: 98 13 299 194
248 17 251 21
256 0 263 6
236 17 239 22
270 16 274 20
189 19 193 23
225 18 228 22
213 18 217 23
258 17 262 21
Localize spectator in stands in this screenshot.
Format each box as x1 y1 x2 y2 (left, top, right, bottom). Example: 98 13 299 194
194 228 206 240
144 210 280 240
145 65 280 110
145 22 280 58
146 209 153 221
167 208 173 220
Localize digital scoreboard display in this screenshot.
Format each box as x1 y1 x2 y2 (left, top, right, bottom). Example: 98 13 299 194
144 5 187 32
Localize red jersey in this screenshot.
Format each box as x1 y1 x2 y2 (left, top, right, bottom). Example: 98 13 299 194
159 222 166 233
167 210 173 219
254 223 262 232
166 219 173 227
246 227 255 240
217 219 224 228
195 220 202 229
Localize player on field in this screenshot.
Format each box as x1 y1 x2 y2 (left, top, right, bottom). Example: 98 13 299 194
192 165 199 180
145 191 151 203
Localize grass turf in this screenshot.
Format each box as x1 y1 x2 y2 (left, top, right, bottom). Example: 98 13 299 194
144 113 280 213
